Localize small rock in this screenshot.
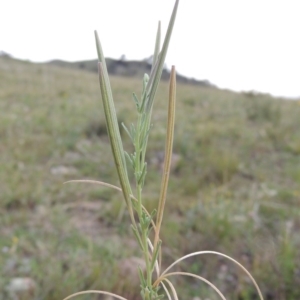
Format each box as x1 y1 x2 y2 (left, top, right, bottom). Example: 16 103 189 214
6 277 36 300
50 165 77 175
151 151 181 172
118 256 146 286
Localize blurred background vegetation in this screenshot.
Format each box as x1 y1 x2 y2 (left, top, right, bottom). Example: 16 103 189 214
0 54 300 300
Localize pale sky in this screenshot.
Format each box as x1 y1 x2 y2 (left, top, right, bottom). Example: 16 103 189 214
1 0 300 98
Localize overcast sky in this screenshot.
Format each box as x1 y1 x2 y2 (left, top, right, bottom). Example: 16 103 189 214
1 0 300 98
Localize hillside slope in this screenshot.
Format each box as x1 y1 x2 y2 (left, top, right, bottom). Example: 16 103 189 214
0 56 300 300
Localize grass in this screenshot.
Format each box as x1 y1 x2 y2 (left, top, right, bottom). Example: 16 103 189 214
1 44 300 299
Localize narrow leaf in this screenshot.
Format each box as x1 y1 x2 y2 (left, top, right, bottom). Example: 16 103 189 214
151 21 161 74
139 0 179 166
95 32 136 225
150 240 162 272
122 122 133 142
138 266 147 288
132 93 140 110
131 225 144 250
124 151 133 167
146 0 179 113
138 162 147 186
95 31 113 102
97 63 131 204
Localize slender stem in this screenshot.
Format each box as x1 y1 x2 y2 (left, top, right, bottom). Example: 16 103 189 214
142 222 152 288
154 66 176 250
135 112 153 291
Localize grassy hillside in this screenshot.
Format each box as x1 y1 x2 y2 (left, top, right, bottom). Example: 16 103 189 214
0 56 300 300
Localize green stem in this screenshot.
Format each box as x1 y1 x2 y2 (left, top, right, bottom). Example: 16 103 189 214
134 110 153 295
141 212 152 289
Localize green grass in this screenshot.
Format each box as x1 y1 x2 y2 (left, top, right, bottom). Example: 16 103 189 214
1 55 300 299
